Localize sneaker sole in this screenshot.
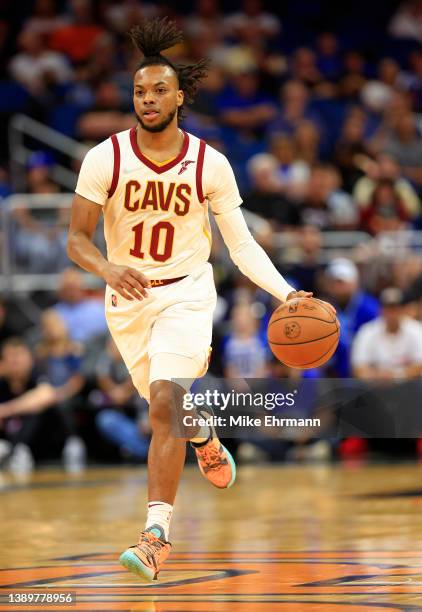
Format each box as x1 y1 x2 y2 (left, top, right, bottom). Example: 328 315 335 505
222 444 236 488
119 550 155 582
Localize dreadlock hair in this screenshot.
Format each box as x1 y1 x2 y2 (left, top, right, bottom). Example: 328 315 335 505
129 17 210 119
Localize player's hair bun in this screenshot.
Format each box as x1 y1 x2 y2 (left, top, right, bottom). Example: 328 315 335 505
129 17 183 58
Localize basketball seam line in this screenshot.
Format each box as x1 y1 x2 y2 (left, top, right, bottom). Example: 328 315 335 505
281 337 339 367
268 329 339 346
311 298 338 323
269 315 337 326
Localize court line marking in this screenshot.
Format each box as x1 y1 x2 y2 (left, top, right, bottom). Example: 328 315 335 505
1 569 257 590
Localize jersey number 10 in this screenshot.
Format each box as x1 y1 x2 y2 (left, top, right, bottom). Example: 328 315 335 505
130 221 174 262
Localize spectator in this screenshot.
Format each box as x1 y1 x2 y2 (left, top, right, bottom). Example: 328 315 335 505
334 108 371 191
185 0 223 39
35 309 84 395
296 165 331 229
267 80 322 138
375 90 413 138
103 0 157 36
243 152 300 226
82 32 123 92
389 0 422 44
77 80 133 140
223 302 268 378
280 225 325 295
293 120 321 167
353 153 421 220
352 287 422 379
0 338 64 471
186 66 225 138
9 30 73 95
324 165 359 229
382 112 422 189
49 0 105 64
12 192 72 275
360 179 410 235
23 0 69 38
289 47 322 90
322 258 380 376
223 0 281 41
268 133 310 200
295 165 356 229
338 50 367 101
315 32 342 82
403 49 422 111
218 68 276 134
392 253 422 294
94 338 149 461
53 267 107 344
34 309 86 468
360 59 400 115
25 150 57 193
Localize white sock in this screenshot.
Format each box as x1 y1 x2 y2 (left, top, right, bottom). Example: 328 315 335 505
145 501 173 541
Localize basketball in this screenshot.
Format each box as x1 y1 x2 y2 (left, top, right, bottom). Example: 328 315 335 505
267 298 340 369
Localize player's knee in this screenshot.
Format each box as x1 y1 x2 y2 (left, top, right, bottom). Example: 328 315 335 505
149 382 181 432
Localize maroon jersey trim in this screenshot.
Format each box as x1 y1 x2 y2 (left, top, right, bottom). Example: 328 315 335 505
108 134 120 198
196 139 206 203
129 127 190 174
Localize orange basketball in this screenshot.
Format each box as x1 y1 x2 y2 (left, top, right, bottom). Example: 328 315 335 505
267 298 340 369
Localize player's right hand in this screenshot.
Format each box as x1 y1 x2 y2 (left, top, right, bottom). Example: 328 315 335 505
102 263 151 300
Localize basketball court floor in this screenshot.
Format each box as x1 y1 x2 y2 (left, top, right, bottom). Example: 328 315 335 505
1 462 422 611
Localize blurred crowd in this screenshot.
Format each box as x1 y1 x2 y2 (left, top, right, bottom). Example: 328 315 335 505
1 0 422 469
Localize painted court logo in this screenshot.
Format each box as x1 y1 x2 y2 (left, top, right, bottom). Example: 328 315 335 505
178 160 195 175
3 550 420 609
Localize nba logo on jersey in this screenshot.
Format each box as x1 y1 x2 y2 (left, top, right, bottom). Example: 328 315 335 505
178 159 195 175
111 294 117 307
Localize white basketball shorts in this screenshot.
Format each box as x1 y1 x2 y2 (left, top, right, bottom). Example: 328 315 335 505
105 262 217 401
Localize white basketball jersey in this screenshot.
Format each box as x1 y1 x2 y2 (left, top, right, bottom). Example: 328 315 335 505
75 128 242 279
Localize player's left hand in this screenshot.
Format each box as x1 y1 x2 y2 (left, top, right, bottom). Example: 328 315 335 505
286 290 313 301
286 291 337 316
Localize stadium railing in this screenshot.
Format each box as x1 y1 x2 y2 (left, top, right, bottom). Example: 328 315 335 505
0 194 105 297
9 114 89 192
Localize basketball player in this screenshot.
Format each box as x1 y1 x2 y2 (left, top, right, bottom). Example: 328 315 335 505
68 18 315 582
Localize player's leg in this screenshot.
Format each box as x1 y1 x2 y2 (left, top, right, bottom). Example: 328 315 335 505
146 263 236 492
119 360 196 582
120 264 235 580
147 378 187 508
104 288 169 580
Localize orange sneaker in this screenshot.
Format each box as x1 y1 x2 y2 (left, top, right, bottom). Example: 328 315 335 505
119 529 171 582
191 408 236 489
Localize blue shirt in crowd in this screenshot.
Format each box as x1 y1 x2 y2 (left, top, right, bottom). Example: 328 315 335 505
54 299 107 344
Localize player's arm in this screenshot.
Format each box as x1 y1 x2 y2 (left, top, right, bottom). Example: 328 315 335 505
67 143 150 301
214 207 309 302
208 152 335 308
208 151 312 303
